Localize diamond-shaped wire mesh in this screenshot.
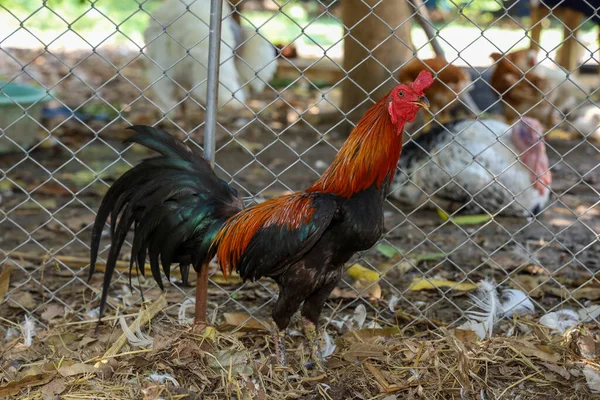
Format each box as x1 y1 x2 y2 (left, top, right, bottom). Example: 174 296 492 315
0 0 599 341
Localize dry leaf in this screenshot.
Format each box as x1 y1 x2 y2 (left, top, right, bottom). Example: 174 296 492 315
57 362 96 377
41 304 65 321
341 327 400 341
509 275 548 298
78 335 98 348
353 279 382 300
0 374 54 397
454 328 479 343
219 313 268 332
347 264 380 282
511 342 560 363
41 378 66 400
546 286 600 301
408 278 477 292
577 335 597 359
330 287 358 299
541 362 571 380
8 291 36 309
45 333 79 350
342 342 386 362
209 350 253 376
211 271 242 285
584 365 600 393
0 265 12 302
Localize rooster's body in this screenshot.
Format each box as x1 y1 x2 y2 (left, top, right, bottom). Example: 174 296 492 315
90 72 433 368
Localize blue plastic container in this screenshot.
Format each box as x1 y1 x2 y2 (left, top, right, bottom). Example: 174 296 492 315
0 82 53 153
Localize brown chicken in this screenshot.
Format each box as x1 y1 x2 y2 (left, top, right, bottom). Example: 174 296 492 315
490 49 557 126
399 57 478 125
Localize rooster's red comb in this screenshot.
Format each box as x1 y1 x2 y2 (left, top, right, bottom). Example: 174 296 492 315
412 70 434 93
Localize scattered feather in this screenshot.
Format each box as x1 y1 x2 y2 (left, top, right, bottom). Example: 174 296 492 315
539 310 579 334
4 327 19 341
178 298 195 325
86 307 100 319
353 304 367 329
389 295 400 313
119 316 153 347
501 289 535 317
457 320 487 340
579 305 600 322
467 279 501 338
328 316 349 331
364 320 382 329
288 329 303 337
21 316 36 347
320 331 336 359
148 373 180 387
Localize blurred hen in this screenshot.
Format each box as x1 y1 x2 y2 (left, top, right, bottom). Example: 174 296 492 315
143 0 278 114
390 117 552 217
399 57 479 128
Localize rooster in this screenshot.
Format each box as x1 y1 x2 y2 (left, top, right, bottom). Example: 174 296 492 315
143 0 278 114
89 71 434 368
390 117 552 217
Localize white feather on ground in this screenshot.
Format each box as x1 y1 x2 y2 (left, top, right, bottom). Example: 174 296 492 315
500 289 535 318
539 309 580 334
119 316 154 348
320 331 336 359
464 280 535 338
148 373 180 387
466 280 502 337
21 316 36 347
178 298 195 325
143 0 278 114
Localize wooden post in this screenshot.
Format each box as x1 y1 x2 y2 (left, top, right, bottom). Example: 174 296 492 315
341 0 413 129
555 7 583 72
529 4 550 54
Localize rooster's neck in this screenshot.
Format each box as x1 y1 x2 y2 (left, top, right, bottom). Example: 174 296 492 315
306 98 403 198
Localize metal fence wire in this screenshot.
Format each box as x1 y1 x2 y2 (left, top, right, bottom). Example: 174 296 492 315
0 0 599 338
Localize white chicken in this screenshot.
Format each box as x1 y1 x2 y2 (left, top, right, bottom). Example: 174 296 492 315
143 0 278 114
390 117 552 217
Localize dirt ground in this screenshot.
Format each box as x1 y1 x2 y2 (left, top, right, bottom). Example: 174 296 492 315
1 46 600 330
0 49 600 400
1 48 600 398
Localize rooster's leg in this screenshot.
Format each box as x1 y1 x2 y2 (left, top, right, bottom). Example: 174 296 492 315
272 287 305 368
302 318 323 370
300 281 337 371
272 322 288 367
180 264 190 286
193 264 208 329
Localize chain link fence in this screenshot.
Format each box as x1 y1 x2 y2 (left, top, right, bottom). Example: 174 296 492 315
0 0 599 338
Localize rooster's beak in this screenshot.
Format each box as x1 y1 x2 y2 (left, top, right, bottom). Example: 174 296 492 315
412 96 430 110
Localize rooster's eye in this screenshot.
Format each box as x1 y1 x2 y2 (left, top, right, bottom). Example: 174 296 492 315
397 91 405 98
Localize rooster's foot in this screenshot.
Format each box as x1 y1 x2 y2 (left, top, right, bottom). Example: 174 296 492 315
302 318 325 372
272 322 288 368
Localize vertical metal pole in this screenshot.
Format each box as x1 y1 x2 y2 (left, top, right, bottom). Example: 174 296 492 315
195 0 223 327
204 0 224 168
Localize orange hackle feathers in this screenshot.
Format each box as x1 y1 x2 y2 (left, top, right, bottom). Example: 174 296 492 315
306 95 400 197
213 193 316 277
